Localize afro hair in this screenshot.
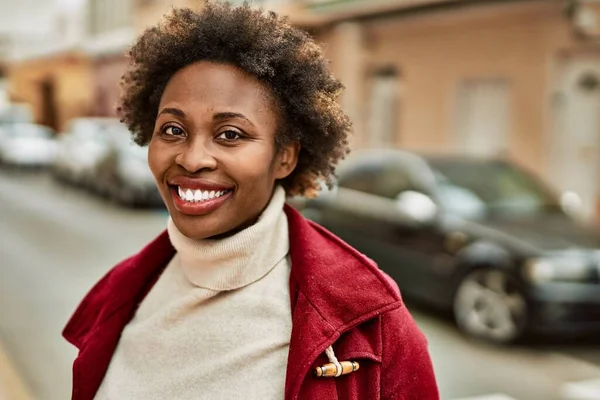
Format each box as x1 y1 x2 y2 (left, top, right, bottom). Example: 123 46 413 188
118 1 352 197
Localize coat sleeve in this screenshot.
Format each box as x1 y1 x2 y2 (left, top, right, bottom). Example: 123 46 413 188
380 300 440 400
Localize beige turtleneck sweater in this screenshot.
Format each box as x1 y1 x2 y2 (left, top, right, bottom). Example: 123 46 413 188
95 186 292 399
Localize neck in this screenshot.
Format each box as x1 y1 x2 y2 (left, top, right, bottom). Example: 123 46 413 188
166 185 289 290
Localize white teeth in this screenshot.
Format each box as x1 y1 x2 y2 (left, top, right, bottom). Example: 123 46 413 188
177 186 229 202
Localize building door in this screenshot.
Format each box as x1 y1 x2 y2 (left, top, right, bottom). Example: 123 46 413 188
40 77 58 132
550 55 600 221
454 79 511 157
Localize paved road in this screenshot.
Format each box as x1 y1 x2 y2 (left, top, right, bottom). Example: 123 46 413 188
1 171 599 400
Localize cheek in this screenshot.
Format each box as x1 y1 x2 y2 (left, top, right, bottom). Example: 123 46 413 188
221 147 277 192
237 147 277 179
147 139 167 179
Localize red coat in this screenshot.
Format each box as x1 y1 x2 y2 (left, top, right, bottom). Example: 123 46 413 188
63 205 439 400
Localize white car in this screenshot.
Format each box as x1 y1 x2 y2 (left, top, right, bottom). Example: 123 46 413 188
0 123 57 168
52 118 122 186
90 126 162 207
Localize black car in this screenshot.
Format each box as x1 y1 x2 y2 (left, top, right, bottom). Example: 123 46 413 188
296 149 600 344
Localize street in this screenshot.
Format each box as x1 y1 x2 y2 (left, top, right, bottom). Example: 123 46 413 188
1 171 600 400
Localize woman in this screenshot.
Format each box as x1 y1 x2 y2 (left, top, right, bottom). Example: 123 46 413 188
63 2 439 399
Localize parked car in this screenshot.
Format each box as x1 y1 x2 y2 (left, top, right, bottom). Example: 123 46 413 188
88 124 163 208
52 118 121 186
296 149 600 344
0 123 57 168
0 103 34 125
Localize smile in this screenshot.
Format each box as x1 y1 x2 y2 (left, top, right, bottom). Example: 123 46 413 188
168 182 234 216
177 187 232 203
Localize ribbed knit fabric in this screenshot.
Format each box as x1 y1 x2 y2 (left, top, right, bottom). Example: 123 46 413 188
95 186 292 400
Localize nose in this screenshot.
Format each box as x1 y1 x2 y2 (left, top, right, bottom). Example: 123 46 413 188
175 137 218 173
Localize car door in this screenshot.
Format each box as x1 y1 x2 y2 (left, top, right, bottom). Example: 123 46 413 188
369 160 452 301
316 165 386 250
317 157 448 301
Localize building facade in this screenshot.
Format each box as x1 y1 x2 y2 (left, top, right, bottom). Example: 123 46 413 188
8 53 93 131
291 0 600 220
4 0 92 132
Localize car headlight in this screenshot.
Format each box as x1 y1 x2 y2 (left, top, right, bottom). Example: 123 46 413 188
524 257 595 283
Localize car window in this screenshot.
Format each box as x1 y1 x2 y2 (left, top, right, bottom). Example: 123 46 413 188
428 159 562 215
338 167 378 194
372 162 418 199
338 159 423 200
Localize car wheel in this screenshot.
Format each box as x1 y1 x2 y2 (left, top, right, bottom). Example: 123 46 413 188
453 268 528 344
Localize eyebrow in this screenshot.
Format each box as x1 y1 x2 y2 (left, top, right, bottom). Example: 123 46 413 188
213 112 255 128
158 107 186 118
157 108 255 128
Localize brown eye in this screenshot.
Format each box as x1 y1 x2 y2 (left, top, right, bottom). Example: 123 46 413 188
164 126 185 136
218 130 241 141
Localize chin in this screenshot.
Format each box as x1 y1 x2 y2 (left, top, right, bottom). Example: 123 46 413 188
174 216 217 240
171 213 233 240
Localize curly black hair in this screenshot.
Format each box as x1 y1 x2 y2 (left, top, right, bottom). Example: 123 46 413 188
118 0 352 197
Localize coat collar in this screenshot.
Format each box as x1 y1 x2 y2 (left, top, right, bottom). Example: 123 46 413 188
64 204 401 400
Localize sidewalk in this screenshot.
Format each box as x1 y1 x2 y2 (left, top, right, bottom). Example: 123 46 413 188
0 340 33 400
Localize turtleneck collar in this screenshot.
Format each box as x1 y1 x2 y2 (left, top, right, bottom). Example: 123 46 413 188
167 186 289 291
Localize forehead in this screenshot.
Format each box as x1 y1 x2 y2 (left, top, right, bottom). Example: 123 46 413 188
159 61 276 115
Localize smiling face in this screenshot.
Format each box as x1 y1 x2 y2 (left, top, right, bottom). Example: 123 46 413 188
148 61 298 240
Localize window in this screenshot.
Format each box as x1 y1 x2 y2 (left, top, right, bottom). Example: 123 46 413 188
88 0 133 36
454 79 510 157
368 67 400 147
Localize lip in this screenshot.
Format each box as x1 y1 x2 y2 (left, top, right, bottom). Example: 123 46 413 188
170 186 233 216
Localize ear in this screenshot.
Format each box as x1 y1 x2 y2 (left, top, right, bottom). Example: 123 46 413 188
273 142 300 179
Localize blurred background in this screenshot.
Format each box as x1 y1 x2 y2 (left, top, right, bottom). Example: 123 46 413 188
0 0 599 399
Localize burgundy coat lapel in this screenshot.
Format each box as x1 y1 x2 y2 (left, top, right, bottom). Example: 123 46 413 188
283 206 402 400
284 290 340 399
